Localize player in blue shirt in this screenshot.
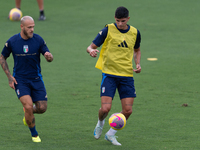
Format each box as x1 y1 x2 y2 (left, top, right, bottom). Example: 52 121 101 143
0 16 53 142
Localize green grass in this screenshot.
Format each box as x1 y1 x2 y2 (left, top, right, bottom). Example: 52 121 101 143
0 0 200 149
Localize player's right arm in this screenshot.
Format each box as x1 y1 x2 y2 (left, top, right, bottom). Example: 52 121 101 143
87 26 108 58
87 43 99 57
0 54 17 89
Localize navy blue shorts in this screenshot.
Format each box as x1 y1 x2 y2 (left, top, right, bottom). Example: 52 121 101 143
14 78 47 102
100 73 136 99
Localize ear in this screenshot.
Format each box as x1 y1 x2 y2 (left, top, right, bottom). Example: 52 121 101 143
20 24 23 29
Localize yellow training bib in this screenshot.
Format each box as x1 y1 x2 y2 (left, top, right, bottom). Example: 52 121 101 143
95 23 138 77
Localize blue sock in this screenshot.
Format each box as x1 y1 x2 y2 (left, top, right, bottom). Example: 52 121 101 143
29 126 38 137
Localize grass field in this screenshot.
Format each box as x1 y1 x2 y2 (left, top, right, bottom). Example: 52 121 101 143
0 0 200 149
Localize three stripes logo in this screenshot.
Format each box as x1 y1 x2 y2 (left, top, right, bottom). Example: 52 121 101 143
118 40 128 48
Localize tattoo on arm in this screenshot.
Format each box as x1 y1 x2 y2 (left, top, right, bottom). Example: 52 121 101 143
0 55 12 78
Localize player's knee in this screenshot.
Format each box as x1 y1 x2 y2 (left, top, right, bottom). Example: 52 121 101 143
123 109 132 117
25 105 33 113
35 101 47 113
128 109 133 115
38 106 47 113
101 106 111 114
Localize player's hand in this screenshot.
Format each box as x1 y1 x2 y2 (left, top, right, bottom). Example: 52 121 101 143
133 64 141 73
44 52 53 62
89 49 99 57
8 76 17 90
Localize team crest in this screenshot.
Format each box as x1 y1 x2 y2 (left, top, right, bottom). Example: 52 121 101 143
102 87 105 93
23 45 29 53
16 89 20 95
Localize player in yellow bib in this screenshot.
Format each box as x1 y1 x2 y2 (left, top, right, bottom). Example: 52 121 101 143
87 6 141 146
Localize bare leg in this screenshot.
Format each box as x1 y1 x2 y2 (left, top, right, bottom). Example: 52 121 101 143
121 97 134 120
36 0 44 11
98 96 112 121
20 95 35 128
37 0 46 20
33 100 47 114
15 0 21 9
94 96 112 139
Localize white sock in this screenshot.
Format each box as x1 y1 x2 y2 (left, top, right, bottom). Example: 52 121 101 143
106 128 117 136
98 119 105 127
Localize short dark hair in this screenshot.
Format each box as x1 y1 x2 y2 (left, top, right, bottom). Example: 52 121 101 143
115 6 129 19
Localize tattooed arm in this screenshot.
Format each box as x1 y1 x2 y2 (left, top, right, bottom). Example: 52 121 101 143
0 54 17 89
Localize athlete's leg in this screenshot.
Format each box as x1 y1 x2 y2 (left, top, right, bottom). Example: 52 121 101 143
15 0 21 9
36 0 44 10
99 96 112 121
121 97 134 120
20 95 35 128
94 96 112 139
33 100 47 114
105 97 134 145
36 0 46 20
20 95 41 142
118 77 135 120
31 78 47 113
94 74 116 139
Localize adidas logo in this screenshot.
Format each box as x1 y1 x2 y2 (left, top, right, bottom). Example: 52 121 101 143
118 40 128 48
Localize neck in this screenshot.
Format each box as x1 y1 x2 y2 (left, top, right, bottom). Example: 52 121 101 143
20 32 29 40
122 25 128 30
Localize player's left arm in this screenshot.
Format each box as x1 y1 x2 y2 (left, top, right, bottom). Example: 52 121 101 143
40 37 53 62
133 29 141 73
133 47 141 73
44 52 53 62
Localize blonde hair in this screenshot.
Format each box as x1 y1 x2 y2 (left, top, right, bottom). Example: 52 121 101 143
20 16 34 25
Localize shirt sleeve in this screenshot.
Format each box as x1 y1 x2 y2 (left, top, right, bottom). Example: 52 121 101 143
134 29 141 49
92 26 108 47
1 40 12 58
39 37 50 55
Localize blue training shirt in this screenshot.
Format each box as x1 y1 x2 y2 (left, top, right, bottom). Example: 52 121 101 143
1 33 50 79
93 23 141 49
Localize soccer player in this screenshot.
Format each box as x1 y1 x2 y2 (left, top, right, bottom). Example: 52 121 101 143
86 6 141 146
0 16 53 142
15 0 46 20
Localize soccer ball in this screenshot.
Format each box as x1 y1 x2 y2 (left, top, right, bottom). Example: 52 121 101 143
109 113 126 130
9 8 23 21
